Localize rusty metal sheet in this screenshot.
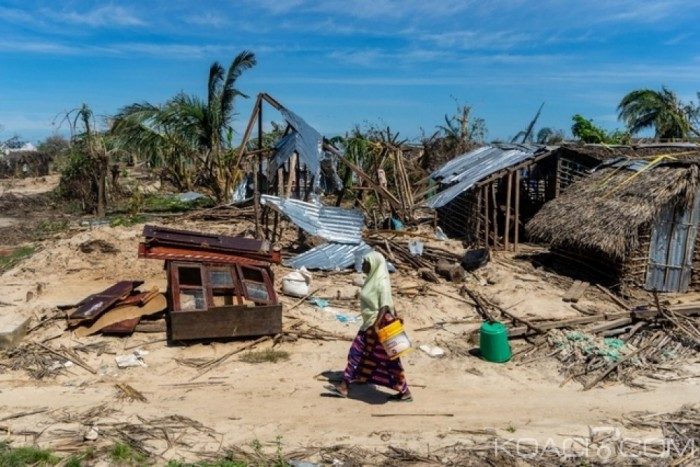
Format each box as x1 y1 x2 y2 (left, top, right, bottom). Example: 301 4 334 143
69 281 144 321
143 225 267 253
100 317 141 334
138 243 280 266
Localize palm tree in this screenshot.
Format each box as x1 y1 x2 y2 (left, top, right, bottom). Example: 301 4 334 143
617 87 700 140
111 50 256 200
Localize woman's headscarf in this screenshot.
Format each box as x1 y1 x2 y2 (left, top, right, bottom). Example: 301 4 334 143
359 251 394 331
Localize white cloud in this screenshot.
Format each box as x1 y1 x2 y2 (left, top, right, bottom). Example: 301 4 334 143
421 30 532 51
50 5 145 27
185 12 229 28
0 6 37 26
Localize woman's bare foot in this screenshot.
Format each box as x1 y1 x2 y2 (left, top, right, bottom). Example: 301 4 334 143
388 390 412 402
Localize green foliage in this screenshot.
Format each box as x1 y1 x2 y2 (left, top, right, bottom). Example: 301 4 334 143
0 245 36 273
57 150 101 212
110 50 257 201
37 134 70 164
142 193 215 213
32 219 70 240
0 441 60 466
62 447 96 467
109 214 147 227
618 87 700 139
571 115 629 144
109 442 148 465
239 349 290 364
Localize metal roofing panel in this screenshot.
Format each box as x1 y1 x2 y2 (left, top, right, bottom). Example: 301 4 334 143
284 241 373 271
261 195 364 244
269 107 323 180
426 145 537 209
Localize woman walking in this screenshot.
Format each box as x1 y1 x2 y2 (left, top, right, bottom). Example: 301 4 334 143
326 251 412 401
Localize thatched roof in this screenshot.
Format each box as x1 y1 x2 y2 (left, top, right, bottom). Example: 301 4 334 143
553 143 700 162
527 158 700 260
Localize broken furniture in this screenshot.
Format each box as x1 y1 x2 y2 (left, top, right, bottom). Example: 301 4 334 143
67 281 167 337
138 225 282 341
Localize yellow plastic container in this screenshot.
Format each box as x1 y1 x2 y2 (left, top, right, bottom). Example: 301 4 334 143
377 320 412 360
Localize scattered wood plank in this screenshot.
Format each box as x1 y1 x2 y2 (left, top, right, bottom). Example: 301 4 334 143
563 281 589 303
595 284 629 309
0 407 48 422
583 342 653 390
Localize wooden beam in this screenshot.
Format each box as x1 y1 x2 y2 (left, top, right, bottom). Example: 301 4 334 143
491 183 498 249
234 94 262 170
324 142 404 213
476 188 482 247
483 185 489 248
285 154 296 198
514 170 520 252
254 99 263 239
504 172 512 251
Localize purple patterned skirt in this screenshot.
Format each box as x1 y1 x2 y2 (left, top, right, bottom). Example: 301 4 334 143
343 312 409 394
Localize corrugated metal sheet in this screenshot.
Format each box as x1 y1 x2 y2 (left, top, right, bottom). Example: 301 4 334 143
269 107 323 181
284 241 373 270
645 190 700 292
261 195 364 244
426 144 538 209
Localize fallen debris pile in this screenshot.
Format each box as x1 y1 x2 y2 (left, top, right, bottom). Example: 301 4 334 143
514 300 700 389
67 281 167 337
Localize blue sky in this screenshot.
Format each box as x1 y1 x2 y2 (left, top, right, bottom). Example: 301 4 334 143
1 0 699 143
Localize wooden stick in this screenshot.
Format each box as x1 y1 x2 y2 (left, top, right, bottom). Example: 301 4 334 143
36 343 97 374
191 336 270 380
491 183 498 249
514 170 520 252
483 185 489 248
285 286 327 312
0 408 49 422
595 284 629 309
371 413 454 418
504 172 512 251
583 343 653 390
286 154 297 198
426 286 476 307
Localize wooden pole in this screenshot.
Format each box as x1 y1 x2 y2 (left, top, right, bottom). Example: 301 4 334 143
491 183 499 249
483 185 489 248
504 172 512 251
476 189 482 247
286 154 297 198
514 170 520 252
254 99 263 239
234 94 262 170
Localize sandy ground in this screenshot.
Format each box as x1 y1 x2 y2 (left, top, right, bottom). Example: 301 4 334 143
0 208 698 463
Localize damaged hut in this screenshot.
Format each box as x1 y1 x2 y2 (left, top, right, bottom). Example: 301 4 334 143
236 93 343 240
138 225 282 341
425 144 605 250
0 150 52 178
527 153 700 295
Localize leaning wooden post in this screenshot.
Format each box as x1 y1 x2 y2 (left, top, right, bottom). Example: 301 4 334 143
491 182 499 249
254 99 263 239
504 172 513 251
483 185 489 248
476 189 482 247
514 170 521 252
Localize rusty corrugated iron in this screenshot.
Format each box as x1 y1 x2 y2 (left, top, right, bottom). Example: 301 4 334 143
140 225 281 264
69 280 144 321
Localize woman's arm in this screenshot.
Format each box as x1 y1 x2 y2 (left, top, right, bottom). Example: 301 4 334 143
373 306 391 333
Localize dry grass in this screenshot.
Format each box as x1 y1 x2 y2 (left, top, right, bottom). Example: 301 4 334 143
239 349 290 364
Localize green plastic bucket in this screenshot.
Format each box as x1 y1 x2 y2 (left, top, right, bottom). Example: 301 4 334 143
479 321 512 363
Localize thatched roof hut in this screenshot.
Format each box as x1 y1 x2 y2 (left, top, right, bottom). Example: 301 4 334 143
528 153 700 293
0 150 52 178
